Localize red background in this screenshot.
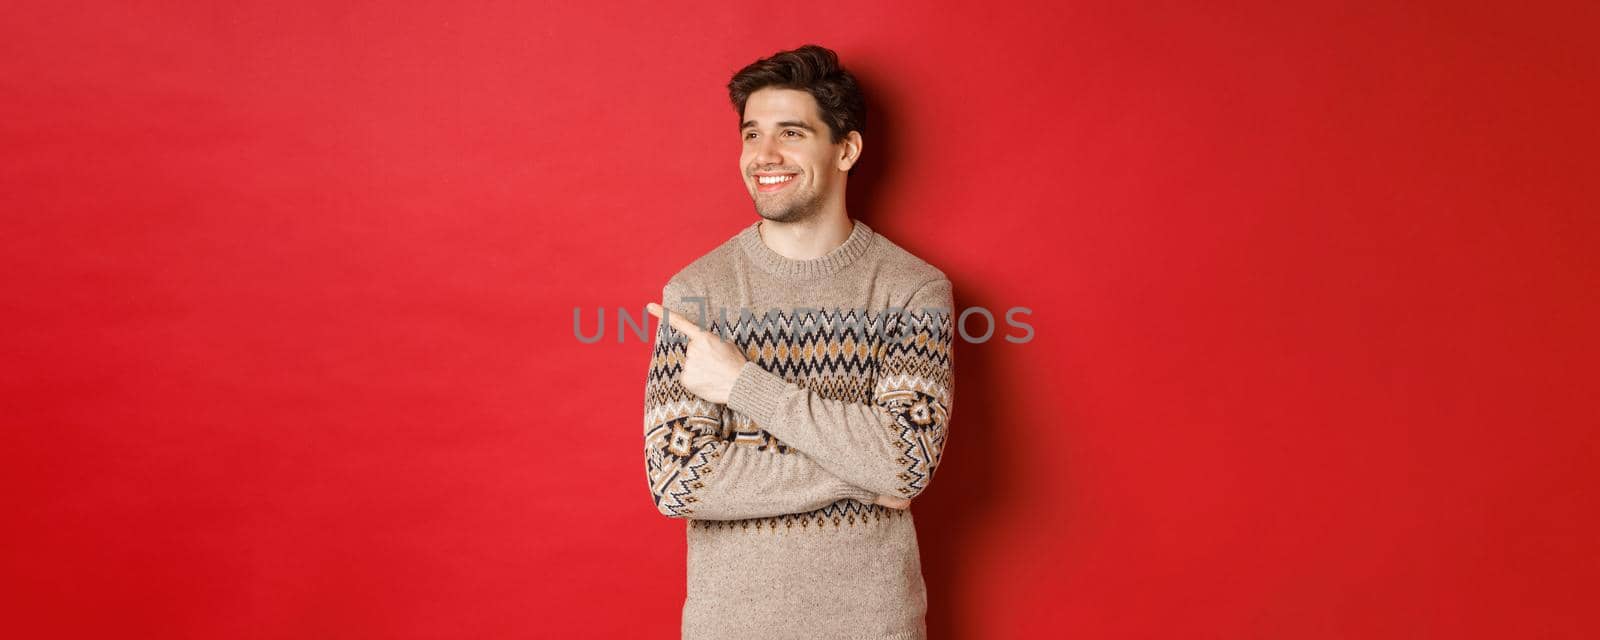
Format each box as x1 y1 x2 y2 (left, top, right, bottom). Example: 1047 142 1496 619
3 1 1596 638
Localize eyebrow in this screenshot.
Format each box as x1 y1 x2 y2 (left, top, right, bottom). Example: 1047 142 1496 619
740 120 817 133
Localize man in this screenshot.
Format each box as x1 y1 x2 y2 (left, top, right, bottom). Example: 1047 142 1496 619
642 44 955 640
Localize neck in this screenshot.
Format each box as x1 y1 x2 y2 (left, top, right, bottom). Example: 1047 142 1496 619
757 211 855 261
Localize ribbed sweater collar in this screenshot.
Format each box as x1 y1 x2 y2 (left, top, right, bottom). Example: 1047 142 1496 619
737 218 876 279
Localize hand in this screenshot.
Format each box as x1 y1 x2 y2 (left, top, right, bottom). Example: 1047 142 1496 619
646 302 749 405
874 494 911 510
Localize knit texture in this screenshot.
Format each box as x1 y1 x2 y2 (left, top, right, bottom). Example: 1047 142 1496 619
643 219 955 640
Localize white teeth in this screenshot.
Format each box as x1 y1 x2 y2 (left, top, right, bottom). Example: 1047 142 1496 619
757 175 794 185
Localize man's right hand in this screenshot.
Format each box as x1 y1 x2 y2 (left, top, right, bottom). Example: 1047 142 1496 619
874 494 911 510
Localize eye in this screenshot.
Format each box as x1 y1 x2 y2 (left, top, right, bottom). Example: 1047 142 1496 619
782 129 801 138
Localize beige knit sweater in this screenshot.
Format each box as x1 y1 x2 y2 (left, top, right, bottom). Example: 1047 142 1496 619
643 219 955 640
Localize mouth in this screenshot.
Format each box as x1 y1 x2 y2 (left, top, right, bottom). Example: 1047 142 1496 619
754 173 798 193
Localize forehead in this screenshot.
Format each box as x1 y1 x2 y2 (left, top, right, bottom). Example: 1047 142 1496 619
740 87 821 128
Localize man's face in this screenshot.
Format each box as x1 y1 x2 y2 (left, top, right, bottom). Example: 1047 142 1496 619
739 88 848 223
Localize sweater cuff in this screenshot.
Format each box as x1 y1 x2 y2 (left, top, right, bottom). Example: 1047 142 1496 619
726 361 790 427
834 483 879 504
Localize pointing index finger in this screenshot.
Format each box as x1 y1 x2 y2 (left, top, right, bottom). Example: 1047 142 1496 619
646 302 706 338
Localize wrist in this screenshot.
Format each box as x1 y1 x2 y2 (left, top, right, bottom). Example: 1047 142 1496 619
726 361 788 425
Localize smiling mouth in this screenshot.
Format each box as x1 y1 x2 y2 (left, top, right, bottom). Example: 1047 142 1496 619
755 173 797 193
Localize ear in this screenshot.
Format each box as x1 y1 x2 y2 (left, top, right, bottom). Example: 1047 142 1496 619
837 130 863 172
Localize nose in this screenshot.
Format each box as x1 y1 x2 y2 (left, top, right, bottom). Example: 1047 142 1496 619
754 134 783 168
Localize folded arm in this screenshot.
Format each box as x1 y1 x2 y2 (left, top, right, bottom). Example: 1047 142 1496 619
724 278 956 500
643 281 877 520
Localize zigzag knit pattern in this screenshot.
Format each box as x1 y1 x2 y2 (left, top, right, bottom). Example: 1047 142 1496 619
689 498 911 532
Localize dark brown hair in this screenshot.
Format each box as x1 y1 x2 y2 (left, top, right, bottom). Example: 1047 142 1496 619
728 44 867 170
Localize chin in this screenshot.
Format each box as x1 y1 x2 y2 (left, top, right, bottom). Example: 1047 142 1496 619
753 195 819 224
754 203 796 221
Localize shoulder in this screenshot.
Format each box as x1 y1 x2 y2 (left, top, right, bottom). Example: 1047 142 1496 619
867 224 951 292
658 222 750 296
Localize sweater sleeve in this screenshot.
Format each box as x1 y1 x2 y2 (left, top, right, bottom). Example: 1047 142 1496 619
643 281 879 520
724 278 956 500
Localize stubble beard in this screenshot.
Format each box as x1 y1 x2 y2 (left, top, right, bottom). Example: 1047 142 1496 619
753 183 822 224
